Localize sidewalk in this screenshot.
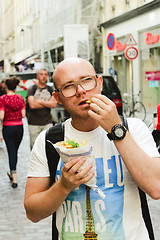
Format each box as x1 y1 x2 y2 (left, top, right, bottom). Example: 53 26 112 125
0 116 160 239
0 118 52 240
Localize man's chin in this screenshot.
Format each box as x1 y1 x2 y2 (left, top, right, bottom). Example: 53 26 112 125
71 110 90 119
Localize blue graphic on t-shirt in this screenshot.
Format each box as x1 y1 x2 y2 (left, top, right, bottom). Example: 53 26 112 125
56 155 125 239
95 156 125 238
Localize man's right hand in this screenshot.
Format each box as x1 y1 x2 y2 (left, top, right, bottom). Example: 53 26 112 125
60 157 95 192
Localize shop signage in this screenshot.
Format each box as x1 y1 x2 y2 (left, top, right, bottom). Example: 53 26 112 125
115 42 126 52
107 33 116 50
145 33 159 45
125 34 137 46
125 47 138 60
149 81 159 88
145 71 160 81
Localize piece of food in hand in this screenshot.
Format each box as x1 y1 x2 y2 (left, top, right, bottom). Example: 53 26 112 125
56 139 80 148
86 99 91 103
52 139 105 199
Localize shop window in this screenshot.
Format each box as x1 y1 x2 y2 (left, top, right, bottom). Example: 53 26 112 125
141 46 160 109
114 54 129 94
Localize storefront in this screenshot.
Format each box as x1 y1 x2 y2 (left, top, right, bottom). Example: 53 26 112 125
110 35 131 95
106 28 160 111
101 2 160 112
139 26 160 110
105 34 136 99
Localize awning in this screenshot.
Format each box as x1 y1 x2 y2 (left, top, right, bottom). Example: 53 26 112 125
14 52 40 65
25 54 40 64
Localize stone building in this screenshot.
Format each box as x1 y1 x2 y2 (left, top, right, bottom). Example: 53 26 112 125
0 0 160 111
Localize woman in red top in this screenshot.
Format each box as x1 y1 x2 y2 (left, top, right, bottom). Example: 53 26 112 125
0 76 26 188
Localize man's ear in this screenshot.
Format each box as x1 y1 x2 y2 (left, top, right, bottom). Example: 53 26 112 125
97 75 103 89
53 92 63 105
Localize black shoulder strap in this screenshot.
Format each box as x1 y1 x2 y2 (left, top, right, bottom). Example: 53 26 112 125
45 123 64 240
120 115 154 240
138 188 154 239
45 123 64 186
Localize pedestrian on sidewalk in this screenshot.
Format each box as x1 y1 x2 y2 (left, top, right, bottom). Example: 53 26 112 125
24 58 160 240
26 69 57 149
0 79 6 147
0 79 6 96
0 76 26 188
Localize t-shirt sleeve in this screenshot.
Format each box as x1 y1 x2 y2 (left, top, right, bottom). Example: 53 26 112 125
27 85 36 97
128 117 160 158
28 130 50 177
48 85 53 95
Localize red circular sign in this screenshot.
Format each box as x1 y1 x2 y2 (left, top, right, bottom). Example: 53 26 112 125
125 47 138 60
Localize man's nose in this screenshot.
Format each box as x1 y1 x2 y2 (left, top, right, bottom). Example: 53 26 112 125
76 84 86 95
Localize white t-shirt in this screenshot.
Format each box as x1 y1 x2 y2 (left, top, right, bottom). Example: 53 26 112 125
28 118 159 240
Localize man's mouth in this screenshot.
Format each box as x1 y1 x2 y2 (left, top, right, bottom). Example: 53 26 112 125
79 100 91 105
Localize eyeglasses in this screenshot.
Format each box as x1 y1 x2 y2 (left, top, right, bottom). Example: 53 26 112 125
55 74 98 98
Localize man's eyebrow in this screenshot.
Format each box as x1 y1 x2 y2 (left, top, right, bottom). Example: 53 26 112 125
60 75 94 88
61 80 74 86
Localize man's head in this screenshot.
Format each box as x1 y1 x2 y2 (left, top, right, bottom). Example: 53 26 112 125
52 58 103 118
37 69 48 86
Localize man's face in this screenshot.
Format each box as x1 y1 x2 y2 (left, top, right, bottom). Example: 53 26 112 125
37 70 48 84
53 60 103 119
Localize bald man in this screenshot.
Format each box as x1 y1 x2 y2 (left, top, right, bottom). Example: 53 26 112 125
24 58 160 240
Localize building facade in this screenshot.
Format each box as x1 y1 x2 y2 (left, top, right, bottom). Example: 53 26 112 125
100 0 160 112
0 0 160 112
0 0 103 75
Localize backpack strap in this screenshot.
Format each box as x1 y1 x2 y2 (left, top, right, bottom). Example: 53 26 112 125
45 122 64 240
120 115 154 240
138 188 154 240
46 122 64 186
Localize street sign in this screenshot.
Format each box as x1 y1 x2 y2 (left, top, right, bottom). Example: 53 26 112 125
125 34 137 46
107 33 115 50
125 47 138 60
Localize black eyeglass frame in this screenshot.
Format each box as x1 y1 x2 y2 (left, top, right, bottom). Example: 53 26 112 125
54 74 98 98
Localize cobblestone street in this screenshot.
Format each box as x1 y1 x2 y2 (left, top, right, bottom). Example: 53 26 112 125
0 117 160 239
0 119 52 240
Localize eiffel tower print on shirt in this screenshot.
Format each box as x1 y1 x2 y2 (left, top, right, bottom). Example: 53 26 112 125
83 186 98 240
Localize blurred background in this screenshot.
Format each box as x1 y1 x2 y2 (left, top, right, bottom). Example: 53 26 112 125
0 0 160 115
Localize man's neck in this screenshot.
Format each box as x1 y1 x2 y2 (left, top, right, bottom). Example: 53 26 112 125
71 117 99 132
37 82 46 88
